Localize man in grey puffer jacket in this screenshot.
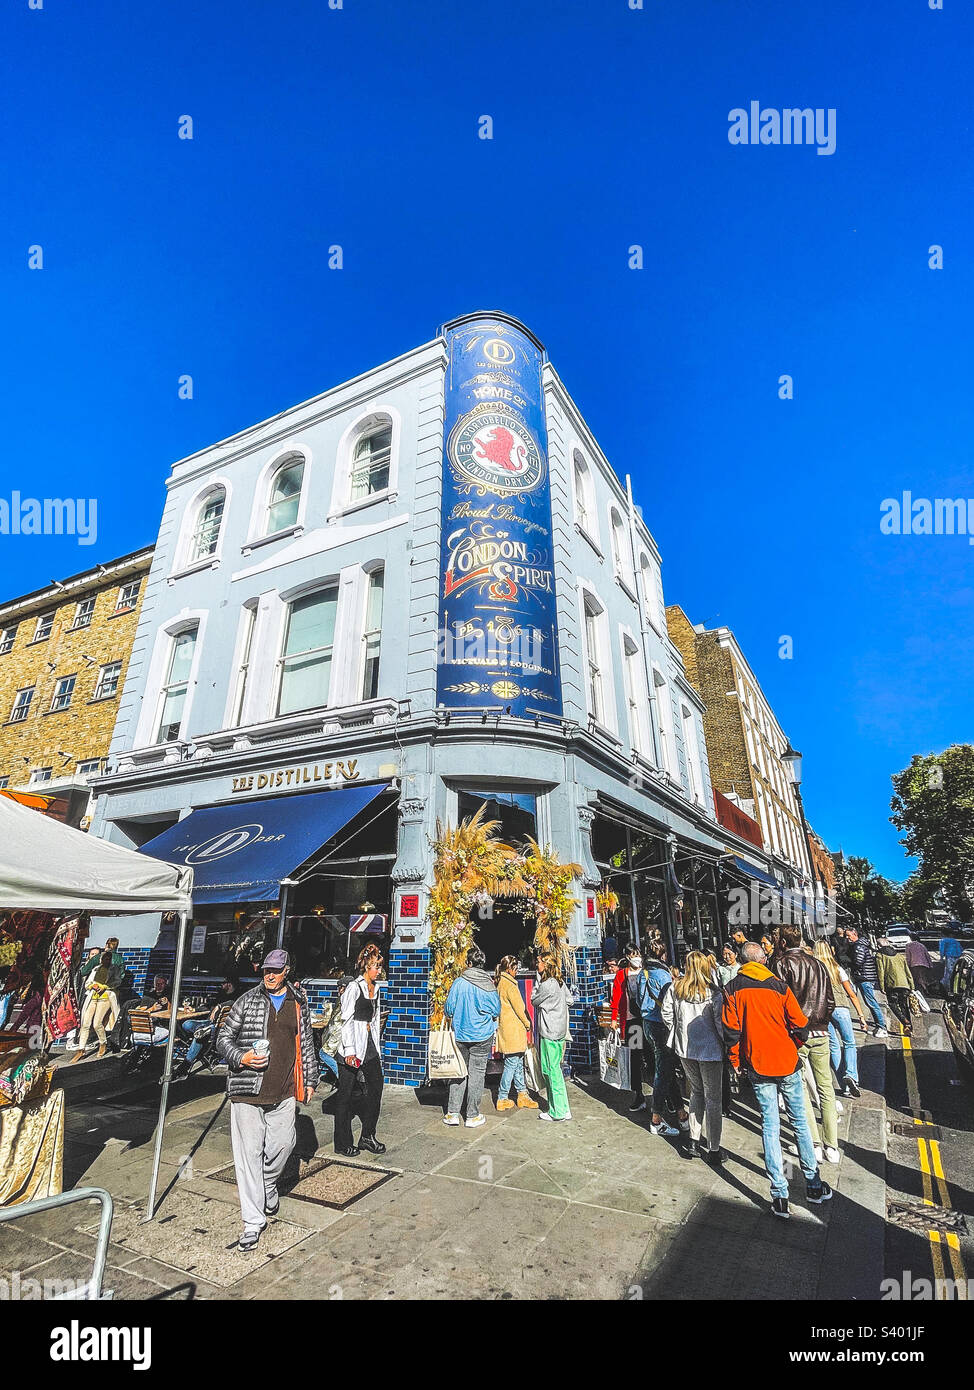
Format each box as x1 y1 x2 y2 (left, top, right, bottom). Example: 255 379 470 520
217 949 319 1251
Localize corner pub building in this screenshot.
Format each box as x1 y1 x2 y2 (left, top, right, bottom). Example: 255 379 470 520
88 313 777 1082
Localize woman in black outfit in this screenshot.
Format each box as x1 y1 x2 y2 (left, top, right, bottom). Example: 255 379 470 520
334 943 386 1157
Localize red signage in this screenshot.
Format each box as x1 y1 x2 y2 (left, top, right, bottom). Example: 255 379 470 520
399 893 420 920
586 897 596 920
713 789 764 850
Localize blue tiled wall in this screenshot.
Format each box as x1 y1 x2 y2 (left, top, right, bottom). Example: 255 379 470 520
381 948 430 1088
567 946 603 1075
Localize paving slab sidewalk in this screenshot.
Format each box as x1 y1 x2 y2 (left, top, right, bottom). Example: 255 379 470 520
0 1050 888 1301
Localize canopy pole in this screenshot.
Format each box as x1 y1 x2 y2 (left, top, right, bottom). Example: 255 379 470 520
143 908 190 1223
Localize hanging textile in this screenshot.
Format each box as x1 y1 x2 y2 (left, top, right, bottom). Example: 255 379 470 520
43 914 86 1042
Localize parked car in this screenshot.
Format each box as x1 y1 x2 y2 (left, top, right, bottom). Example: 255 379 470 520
942 949 974 1084
885 923 914 948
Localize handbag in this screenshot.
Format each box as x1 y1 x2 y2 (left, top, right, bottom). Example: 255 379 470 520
428 1024 467 1081
911 990 930 1014
523 1043 542 1092
599 1029 631 1091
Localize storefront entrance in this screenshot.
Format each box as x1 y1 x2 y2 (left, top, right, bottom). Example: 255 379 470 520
473 901 536 971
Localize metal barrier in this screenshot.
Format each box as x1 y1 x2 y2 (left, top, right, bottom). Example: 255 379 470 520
0 1186 114 1299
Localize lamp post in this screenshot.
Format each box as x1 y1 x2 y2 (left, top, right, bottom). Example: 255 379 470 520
780 743 820 939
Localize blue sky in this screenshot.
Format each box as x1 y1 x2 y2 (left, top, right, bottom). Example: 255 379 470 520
2 0 970 879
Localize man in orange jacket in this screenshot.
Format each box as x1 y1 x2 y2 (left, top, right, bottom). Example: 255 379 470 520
722 942 833 1220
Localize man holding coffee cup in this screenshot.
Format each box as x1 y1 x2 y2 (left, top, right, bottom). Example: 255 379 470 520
217 949 319 1252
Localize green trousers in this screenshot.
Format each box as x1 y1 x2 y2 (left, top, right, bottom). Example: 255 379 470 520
800 1032 838 1149
539 1038 570 1119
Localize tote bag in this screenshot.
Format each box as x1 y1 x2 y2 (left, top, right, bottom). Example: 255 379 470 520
523 1043 542 1092
428 1024 467 1081
599 1029 631 1092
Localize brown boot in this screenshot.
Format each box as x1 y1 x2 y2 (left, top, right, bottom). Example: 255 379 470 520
516 1092 539 1109
96 1044 107 1059
68 1050 86 1064
496 1098 515 1111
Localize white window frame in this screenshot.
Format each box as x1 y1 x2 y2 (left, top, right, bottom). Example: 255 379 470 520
621 629 651 757
245 447 311 548
638 553 663 633
652 667 675 775
32 612 54 642
228 602 258 728
29 767 52 787
77 759 102 779
93 661 122 700
360 565 384 702
329 408 401 521
680 703 706 807
9 686 34 722
50 675 76 712
72 596 96 630
115 580 141 613
275 583 340 718
155 625 200 743
572 449 599 546
608 505 635 593
0 625 16 655
578 585 615 733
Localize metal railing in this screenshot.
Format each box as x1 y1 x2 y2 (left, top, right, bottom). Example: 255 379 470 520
0 1186 114 1300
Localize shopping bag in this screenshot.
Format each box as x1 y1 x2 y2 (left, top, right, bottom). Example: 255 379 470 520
599 1030 631 1091
911 990 930 1014
523 1044 542 1093
428 1025 467 1081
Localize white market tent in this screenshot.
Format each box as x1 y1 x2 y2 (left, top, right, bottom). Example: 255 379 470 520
0 793 192 913
0 793 194 1217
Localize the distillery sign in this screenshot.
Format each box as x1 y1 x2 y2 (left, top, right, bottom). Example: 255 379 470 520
231 758 360 795
436 314 563 717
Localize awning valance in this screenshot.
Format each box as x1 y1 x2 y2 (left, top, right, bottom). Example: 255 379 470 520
138 784 388 905
729 856 781 889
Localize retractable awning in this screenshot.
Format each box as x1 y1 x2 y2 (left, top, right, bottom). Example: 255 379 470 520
730 855 781 889
138 783 388 905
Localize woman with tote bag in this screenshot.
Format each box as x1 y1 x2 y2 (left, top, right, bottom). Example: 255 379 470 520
493 955 539 1111
532 953 574 1123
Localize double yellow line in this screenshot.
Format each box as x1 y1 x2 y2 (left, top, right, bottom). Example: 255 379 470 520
901 1031 967 1298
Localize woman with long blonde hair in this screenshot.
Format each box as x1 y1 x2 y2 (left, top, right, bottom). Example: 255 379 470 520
661 950 726 1162
813 938 866 1099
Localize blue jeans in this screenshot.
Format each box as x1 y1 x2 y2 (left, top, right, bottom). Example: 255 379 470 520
858 982 886 1030
318 1050 339 1082
181 1018 212 1064
828 1007 859 1086
645 1019 683 1116
751 1068 821 1200
498 1052 526 1098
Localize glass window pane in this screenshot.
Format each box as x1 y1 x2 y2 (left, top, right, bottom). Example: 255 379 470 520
284 589 337 657
168 631 196 683
365 569 384 630
158 686 186 738
279 651 331 715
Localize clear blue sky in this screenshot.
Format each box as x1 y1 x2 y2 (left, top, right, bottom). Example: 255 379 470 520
3 0 970 880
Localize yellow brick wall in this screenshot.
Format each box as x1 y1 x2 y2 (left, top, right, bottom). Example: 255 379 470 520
0 556 152 787
666 605 753 804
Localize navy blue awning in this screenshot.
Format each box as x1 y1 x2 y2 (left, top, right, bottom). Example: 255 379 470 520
138 784 388 905
731 856 780 889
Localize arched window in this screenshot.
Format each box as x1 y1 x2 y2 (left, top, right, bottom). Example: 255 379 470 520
350 425 392 502
361 567 384 700
581 589 610 726
639 553 662 630
573 450 597 539
265 457 304 536
191 488 225 562
156 626 198 742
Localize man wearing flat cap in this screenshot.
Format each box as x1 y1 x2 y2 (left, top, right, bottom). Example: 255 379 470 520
217 949 319 1251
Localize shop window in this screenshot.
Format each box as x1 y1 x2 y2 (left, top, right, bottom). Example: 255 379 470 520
456 788 537 844
277 585 338 716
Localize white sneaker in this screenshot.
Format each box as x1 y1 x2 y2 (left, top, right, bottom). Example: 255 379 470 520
464 1113 486 1128
443 1113 461 1126
538 1110 553 1121
835 1099 844 1115
824 1146 841 1164
649 1119 680 1137
814 1144 824 1162
875 1028 889 1038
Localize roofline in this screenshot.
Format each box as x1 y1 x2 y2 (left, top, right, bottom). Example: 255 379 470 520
0 545 154 621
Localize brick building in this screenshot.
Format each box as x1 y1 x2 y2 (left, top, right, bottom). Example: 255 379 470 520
665 605 817 895
0 547 153 826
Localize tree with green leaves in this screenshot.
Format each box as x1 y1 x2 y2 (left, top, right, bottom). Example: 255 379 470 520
834 854 902 926
890 744 974 921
